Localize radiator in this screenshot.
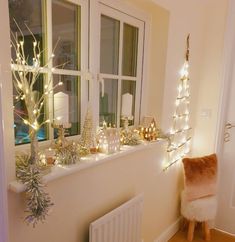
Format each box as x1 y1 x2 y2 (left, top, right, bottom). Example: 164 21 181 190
89 194 144 242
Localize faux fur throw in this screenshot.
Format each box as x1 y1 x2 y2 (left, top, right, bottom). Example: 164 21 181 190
182 154 217 201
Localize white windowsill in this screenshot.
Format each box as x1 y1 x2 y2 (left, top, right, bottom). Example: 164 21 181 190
9 140 166 193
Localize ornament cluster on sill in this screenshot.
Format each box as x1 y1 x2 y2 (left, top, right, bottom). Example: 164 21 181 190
15 108 166 225
36 113 165 167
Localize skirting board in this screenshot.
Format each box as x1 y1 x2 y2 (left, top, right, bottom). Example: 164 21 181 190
154 217 181 242
215 227 235 237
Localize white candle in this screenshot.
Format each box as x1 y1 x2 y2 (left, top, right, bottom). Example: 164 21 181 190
121 93 133 117
54 92 69 124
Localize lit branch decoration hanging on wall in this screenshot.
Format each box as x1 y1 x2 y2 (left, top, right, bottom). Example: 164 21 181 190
164 34 192 170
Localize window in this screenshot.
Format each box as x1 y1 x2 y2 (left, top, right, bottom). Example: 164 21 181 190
98 4 144 127
9 0 145 146
9 0 87 145
51 0 82 137
9 0 47 144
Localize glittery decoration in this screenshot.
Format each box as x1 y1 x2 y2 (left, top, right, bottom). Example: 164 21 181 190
16 154 53 227
120 129 141 146
55 142 80 165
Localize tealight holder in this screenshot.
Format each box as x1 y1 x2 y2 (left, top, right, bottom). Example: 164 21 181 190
121 115 133 130
52 122 72 148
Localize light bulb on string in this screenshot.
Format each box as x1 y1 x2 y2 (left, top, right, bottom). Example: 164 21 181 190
178 84 183 93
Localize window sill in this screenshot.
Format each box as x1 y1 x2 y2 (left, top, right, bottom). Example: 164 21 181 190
9 140 166 193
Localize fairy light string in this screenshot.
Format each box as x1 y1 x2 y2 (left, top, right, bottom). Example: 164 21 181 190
164 34 192 171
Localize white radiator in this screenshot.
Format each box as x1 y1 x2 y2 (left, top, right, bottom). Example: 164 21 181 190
89 194 144 242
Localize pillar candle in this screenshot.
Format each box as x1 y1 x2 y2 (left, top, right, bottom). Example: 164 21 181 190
121 93 133 117
54 91 69 124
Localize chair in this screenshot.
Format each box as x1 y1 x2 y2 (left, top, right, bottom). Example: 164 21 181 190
181 154 218 241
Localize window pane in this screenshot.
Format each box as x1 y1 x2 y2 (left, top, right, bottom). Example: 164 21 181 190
122 23 138 76
53 75 80 137
121 80 136 126
100 15 120 75
14 74 47 145
9 0 45 66
52 0 80 70
99 79 118 126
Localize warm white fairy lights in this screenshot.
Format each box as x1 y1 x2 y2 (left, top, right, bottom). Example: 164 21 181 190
11 23 64 143
164 35 192 171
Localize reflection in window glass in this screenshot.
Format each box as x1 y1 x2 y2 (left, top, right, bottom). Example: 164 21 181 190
9 0 46 145
100 15 120 75
121 80 136 126
122 23 138 77
52 0 80 70
14 74 47 145
99 79 118 126
9 0 45 66
53 75 80 137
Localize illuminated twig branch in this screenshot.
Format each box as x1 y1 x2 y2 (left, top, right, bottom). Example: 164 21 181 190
11 24 64 138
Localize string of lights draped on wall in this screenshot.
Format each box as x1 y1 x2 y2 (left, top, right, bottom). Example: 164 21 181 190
164 34 192 170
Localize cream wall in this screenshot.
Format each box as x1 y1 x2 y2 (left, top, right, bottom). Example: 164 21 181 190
152 0 228 155
4 1 229 242
9 143 185 242
191 1 228 156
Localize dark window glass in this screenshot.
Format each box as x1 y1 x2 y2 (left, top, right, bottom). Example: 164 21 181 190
99 79 118 126
9 0 45 66
100 15 120 75
52 0 81 70
122 23 138 76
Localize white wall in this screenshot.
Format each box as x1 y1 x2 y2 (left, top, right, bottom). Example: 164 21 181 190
0 2 15 186
0 0 15 242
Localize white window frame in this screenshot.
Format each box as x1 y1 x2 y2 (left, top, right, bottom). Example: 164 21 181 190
46 0 89 139
0 82 9 242
90 0 146 128
11 0 149 150
0 1 14 241
13 0 89 151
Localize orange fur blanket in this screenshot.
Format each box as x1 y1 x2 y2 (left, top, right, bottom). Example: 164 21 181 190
182 154 217 201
